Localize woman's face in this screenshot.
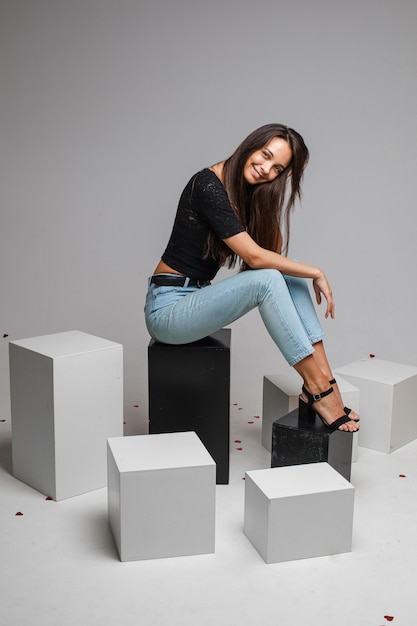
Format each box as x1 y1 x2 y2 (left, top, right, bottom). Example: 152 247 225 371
243 137 292 185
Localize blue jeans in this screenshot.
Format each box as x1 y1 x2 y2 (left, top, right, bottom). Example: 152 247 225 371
144 269 325 366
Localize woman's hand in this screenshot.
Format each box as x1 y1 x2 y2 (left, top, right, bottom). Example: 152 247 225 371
313 271 335 319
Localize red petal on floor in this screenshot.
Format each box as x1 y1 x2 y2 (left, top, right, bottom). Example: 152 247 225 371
15 512 23 516
254 415 260 419
399 474 406 478
369 353 375 358
384 617 394 622
3 333 9 338
232 403 238 406
236 447 243 451
238 407 243 410
45 496 53 501
247 421 254 424
234 440 241 443
133 405 139 408
0 419 6 423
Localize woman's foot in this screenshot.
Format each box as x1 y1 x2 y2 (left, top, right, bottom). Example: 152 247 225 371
329 378 360 422
300 385 360 432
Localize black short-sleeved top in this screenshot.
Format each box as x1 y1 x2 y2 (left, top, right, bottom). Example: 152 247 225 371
161 168 246 281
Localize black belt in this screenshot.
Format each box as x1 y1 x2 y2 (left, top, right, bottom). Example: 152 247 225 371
150 274 208 288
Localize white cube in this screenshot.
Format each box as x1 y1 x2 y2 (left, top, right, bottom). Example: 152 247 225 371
262 372 300 452
262 373 359 461
9 330 123 500
107 431 216 562
244 463 354 564
335 359 417 453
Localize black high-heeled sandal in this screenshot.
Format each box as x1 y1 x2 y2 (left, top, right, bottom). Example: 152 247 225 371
299 385 354 432
329 378 359 421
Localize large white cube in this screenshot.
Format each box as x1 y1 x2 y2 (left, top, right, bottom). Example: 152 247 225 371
107 431 216 562
244 463 354 564
262 372 359 461
9 330 123 500
335 358 417 453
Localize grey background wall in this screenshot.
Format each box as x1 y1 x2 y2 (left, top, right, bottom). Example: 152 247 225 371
1 0 416 432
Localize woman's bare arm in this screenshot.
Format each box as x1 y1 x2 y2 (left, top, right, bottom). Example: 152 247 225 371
223 231 335 318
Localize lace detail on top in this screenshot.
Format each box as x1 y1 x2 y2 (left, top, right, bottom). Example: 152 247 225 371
161 168 245 281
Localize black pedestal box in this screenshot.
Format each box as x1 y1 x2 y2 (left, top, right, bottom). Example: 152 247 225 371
148 329 231 484
271 409 353 481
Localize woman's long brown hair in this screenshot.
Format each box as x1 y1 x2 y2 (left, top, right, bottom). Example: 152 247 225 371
204 123 309 270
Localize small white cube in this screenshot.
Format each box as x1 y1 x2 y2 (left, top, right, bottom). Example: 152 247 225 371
244 463 354 564
262 373 359 461
107 431 216 562
335 359 417 453
9 330 123 500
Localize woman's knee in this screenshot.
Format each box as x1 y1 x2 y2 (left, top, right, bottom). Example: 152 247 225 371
242 268 283 284
237 268 288 303
253 268 287 292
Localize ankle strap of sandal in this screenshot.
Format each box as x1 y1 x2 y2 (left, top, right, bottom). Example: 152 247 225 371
302 385 334 403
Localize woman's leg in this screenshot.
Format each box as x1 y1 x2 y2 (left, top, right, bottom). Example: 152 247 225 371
293 354 359 431
311 341 360 421
283 274 324 345
145 269 315 365
145 269 359 431
283 274 360 423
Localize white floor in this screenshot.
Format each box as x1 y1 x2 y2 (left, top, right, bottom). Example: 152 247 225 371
1 383 416 626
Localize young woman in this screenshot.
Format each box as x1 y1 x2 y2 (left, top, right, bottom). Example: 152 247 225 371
145 124 359 432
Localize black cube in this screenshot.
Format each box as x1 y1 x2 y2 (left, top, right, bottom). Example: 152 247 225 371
271 409 353 481
148 329 231 484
